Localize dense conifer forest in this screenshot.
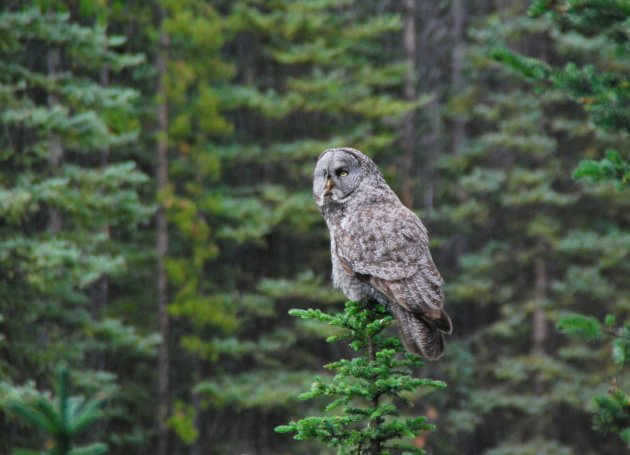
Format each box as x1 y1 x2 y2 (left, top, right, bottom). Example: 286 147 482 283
0 1 628 454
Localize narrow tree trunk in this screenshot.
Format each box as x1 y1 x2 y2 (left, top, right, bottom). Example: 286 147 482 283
449 0 469 290
95 59 111 324
190 357 201 455
89 62 111 359
532 256 547 359
531 254 548 439
417 2 442 212
156 9 171 455
451 0 466 154
531 27 551 365
400 0 417 208
47 47 62 234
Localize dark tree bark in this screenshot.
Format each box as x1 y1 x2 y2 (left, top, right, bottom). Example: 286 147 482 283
416 1 445 212
532 256 548 360
400 0 417 208
531 253 548 440
451 0 466 154
46 47 62 234
89 59 112 355
156 8 171 455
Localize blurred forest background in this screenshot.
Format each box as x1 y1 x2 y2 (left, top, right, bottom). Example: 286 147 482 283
1 0 629 454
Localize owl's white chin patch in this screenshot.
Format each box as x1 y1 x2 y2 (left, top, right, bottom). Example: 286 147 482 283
316 193 331 208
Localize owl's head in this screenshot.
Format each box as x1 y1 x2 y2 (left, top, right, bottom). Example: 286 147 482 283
313 147 386 210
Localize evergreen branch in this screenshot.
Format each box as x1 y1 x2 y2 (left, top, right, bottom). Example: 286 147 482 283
573 150 630 189
490 48 551 81
556 314 603 342
592 389 630 443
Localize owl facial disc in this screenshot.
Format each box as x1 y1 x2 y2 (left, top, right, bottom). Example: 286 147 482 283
313 148 362 208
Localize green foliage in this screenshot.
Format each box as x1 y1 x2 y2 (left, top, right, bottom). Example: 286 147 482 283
276 301 445 454
0 4 156 452
161 0 235 340
592 389 630 445
161 0 423 451
168 401 199 445
572 149 630 189
7 1 630 453
434 1 630 453
9 367 108 455
493 0 630 188
557 316 630 448
556 314 603 342
494 0 630 449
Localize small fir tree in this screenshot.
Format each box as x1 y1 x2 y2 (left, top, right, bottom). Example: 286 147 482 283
10 367 108 455
276 300 446 455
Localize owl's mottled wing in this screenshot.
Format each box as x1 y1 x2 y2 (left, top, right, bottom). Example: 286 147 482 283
335 203 446 322
335 203 428 279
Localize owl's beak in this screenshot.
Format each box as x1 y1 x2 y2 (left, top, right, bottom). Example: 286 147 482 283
324 177 335 194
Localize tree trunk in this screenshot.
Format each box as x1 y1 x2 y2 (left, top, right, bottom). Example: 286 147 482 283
417 1 443 212
156 9 171 455
532 256 547 359
46 47 62 234
89 63 111 449
530 253 548 440
400 0 417 208
89 61 111 364
190 356 201 455
451 0 466 154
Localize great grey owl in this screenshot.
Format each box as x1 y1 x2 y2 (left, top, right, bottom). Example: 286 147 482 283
313 147 452 360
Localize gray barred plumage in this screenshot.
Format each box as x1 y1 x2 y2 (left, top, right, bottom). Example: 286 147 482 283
313 147 452 360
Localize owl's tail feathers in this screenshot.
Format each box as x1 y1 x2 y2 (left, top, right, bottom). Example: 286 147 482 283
433 310 453 335
390 304 447 360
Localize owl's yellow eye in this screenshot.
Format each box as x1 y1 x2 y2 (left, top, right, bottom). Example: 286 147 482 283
336 169 349 177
